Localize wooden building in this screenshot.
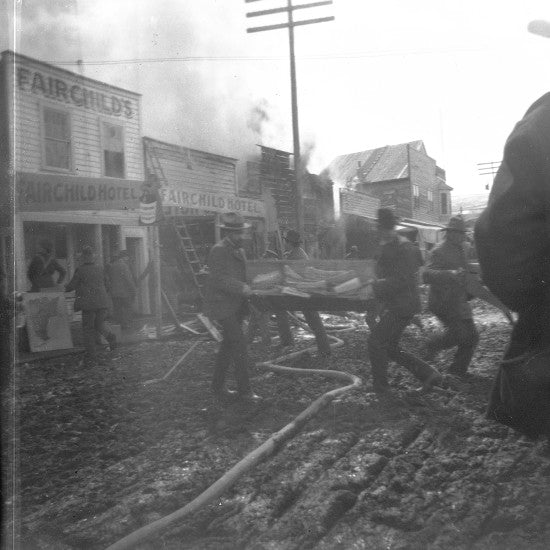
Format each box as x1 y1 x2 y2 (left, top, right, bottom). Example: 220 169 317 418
0 51 151 312
143 137 267 263
325 141 451 255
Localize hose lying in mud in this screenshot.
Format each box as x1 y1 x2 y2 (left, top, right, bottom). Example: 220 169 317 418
105 326 361 550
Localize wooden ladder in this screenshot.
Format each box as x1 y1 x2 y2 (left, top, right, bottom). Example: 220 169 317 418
143 139 221 341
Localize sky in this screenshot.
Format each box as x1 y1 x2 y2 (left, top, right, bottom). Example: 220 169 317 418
2 0 550 196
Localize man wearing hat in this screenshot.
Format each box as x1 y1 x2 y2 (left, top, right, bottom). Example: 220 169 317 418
107 250 137 330
279 229 332 357
203 212 261 404
423 216 479 377
368 208 442 393
27 238 66 292
65 246 117 366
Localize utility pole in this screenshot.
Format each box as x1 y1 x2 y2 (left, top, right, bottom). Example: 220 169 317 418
477 161 501 190
246 0 334 238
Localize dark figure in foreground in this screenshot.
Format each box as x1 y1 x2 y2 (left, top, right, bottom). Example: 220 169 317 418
475 91 550 438
423 216 479 377
278 230 332 357
65 246 116 366
368 209 442 394
203 212 261 404
27 238 66 292
107 250 137 330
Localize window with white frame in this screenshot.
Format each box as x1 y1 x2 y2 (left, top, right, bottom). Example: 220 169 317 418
101 121 125 178
428 189 434 211
413 184 420 208
43 107 71 170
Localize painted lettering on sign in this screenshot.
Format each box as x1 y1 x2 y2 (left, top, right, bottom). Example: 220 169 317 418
17 67 135 118
16 173 141 212
159 189 265 217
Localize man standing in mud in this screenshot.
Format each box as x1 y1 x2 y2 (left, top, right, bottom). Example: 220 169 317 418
203 212 261 405
422 216 479 377
368 208 442 394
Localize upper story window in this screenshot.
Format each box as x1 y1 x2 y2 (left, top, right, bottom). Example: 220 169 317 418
413 184 420 208
441 192 448 215
43 107 71 171
102 122 125 178
428 190 434 212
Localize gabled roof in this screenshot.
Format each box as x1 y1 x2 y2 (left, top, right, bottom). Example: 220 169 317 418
325 140 426 185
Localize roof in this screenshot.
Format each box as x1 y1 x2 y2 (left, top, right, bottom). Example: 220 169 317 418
325 141 426 186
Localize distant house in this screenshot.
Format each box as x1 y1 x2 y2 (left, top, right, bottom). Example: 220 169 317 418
324 141 451 256
326 140 452 226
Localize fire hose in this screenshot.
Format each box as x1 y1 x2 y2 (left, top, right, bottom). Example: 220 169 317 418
106 323 361 550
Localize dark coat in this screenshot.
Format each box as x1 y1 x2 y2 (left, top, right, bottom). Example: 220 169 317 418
475 92 550 436
107 259 136 299
27 253 66 292
475 91 550 333
373 235 421 317
423 239 471 320
65 262 112 311
202 237 248 320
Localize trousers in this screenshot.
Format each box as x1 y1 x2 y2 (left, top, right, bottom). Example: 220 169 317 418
212 311 252 395
82 308 114 360
368 310 439 388
427 315 479 374
276 310 331 355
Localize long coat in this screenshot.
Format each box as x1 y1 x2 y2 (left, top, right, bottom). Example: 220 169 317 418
373 235 421 317
107 259 136 299
423 239 471 320
65 262 112 311
202 238 248 321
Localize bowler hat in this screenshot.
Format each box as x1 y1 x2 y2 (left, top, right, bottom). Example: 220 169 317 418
376 208 398 230
218 212 251 231
284 229 302 244
443 216 467 233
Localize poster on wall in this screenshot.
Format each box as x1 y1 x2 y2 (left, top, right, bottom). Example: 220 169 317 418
22 292 73 352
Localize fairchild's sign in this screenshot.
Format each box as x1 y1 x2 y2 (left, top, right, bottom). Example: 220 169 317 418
160 188 265 217
16 172 141 212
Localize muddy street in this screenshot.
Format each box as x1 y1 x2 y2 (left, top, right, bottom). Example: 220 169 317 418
14 302 550 549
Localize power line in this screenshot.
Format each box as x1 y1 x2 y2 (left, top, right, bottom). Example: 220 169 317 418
48 46 489 66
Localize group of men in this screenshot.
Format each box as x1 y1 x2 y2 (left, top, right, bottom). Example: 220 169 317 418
27 240 137 364
202 205 481 406
203 85 549 438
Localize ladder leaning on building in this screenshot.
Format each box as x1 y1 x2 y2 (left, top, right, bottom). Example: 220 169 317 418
143 139 220 341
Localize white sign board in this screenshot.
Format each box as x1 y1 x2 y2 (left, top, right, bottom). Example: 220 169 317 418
23 292 73 352
159 188 265 217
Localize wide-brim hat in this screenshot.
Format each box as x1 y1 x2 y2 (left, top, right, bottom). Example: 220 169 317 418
376 208 399 230
284 229 303 244
443 216 467 233
218 212 251 231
